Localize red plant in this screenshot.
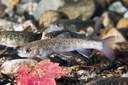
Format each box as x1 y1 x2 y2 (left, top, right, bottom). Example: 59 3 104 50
16 59 67 85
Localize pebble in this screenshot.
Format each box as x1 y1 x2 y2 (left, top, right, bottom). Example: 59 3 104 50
16 1 37 15
0 19 18 31
0 19 38 32
39 10 67 28
124 11 128 18
1 0 19 8
116 18 128 28
1 59 38 75
58 0 95 20
1 0 19 14
14 20 38 32
0 2 6 18
34 0 65 20
122 72 128 77
122 0 128 4
101 28 126 43
108 1 127 14
102 12 114 28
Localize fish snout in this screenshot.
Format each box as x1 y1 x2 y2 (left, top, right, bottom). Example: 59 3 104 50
15 46 28 57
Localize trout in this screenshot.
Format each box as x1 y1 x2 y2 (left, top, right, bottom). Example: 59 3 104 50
17 36 115 60
42 30 89 39
0 31 42 47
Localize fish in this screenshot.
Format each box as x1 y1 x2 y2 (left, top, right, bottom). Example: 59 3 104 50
42 30 89 39
44 19 95 33
0 31 42 47
17 36 115 60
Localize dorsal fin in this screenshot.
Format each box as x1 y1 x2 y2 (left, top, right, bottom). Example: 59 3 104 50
23 26 33 32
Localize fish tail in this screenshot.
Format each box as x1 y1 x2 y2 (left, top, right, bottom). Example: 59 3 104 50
101 36 115 60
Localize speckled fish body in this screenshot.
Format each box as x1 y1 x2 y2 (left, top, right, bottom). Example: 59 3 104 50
52 20 95 30
17 36 115 60
43 30 88 39
44 20 95 33
0 31 41 47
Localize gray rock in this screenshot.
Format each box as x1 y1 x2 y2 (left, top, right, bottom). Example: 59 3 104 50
16 2 37 15
109 1 127 14
0 19 18 31
34 0 65 20
39 10 67 28
0 2 6 18
1 59 38 75
14 20 38 32
58 0 95 20
124 11 128 18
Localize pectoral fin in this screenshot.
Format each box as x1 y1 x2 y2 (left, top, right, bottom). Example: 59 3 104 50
77 49 92 58
59 52 74 57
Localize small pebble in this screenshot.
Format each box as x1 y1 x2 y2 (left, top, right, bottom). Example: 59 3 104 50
1 59 38 75
109 1 127 14
39 10 67 28
117 18 128 28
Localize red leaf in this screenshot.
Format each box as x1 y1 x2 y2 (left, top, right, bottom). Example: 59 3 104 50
16 59 67 85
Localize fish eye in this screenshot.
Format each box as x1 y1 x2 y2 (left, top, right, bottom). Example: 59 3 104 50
26 48 31 53
50 36 53 38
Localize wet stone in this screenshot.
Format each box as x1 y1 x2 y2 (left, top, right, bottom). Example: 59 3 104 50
0 2 6 18
1 59 38 75
16 1 37 15
34 0 65 20
39 10 68 28
108 1 127 14
58 0 95 20
116 18 128 28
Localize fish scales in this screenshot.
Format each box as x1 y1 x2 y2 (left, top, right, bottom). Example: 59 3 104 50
17 37 115 60
0 31 34 41
25 39 101 52
0 31 41 47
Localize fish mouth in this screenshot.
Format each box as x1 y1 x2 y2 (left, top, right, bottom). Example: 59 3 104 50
17 50 28 57
15 46 28 57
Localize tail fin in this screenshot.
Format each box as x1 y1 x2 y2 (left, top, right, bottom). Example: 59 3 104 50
101 36 115 60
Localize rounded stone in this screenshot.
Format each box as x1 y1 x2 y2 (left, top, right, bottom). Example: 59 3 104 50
58 0 95 20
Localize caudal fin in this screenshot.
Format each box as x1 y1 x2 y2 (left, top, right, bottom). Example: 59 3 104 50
101 36 115 60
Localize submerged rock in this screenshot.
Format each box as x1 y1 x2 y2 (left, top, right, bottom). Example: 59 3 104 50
34 0 65 20
0 19 18 31
102 12 114 28
14 20 38 32
101 28 126 43
1 0 19 8
117 18 128 28
58 0 95 20
16 1 37 15
39 10 67 28
108 1 127 14
1 59 38 75
0 2 6 18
